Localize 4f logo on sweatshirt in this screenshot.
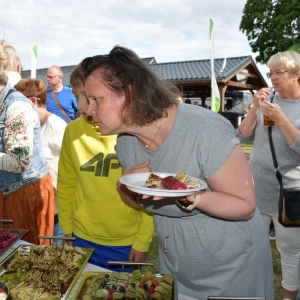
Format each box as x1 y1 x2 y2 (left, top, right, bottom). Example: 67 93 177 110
80 153 121 177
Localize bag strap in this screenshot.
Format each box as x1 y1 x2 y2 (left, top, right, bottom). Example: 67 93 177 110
2 89 15 102
5 89 15 98
267 92 284 195
0 89 15 110
51 90 71 123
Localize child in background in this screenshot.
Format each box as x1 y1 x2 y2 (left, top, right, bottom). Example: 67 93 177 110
57 62 154 271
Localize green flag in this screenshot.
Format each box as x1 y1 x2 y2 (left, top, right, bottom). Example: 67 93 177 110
288 43 300 53
209 19 220 112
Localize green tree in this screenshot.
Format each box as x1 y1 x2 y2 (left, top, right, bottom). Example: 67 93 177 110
240 0 300 64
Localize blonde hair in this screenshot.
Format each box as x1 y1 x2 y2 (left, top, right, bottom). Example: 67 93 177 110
0 40 16 84
267 51 300 84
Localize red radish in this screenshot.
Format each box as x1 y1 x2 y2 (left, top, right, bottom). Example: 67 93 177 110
161 176 187 190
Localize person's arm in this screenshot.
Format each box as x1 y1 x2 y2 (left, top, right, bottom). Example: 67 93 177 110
142 145 255 221
185 145 256 220
117 161 154 262
238 102 259 137
47 119 68 190
239 87 271 137
128 210 154 262
0 101 38 173
57 128 76 237
49 118 67 151
262 101 300 148
117 161 151 209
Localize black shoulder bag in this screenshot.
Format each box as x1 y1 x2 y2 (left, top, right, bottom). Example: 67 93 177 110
267 93 300 227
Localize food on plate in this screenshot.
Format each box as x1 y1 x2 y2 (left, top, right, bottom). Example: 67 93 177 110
145 172 200 190
175 173 200 189
0 230 18 253
145 173 162 188
79 269 174 300
2 244 89 299
161 176 187 190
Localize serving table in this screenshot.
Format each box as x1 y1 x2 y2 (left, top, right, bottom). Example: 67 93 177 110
0 240 108 300
0 240 195 300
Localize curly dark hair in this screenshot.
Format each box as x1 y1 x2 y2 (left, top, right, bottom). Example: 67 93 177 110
81 45 180 126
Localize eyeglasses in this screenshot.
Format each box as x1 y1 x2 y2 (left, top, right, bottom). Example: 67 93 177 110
266 70 289 79
46 75 60 79
29 96 41 101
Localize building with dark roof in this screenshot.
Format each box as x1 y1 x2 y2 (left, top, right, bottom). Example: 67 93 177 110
21 55 266 112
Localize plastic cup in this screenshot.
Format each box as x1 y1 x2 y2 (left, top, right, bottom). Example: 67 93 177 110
263 114 275 126
263 88 276 126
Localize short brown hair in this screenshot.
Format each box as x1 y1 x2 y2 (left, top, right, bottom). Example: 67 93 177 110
70 63 85 88
81 45 181 126
15 78 47 107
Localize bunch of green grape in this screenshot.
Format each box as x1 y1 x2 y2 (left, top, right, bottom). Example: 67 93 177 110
0 269 26 283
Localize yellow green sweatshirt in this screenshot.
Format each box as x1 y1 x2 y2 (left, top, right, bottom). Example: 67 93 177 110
57 116 154 252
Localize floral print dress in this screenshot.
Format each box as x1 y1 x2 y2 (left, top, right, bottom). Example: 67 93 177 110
0 100 38 172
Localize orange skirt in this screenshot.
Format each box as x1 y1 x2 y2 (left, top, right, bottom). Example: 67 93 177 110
0 172 54 246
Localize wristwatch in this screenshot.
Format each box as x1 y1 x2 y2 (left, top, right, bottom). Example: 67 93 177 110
175 194 200 211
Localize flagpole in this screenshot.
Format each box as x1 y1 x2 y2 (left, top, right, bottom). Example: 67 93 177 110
209 19 220 112
31 45 38 79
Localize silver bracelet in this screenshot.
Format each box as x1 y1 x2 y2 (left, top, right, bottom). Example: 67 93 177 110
175 193 200 211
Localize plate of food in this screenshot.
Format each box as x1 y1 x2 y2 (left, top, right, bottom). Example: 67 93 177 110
119 172 207 197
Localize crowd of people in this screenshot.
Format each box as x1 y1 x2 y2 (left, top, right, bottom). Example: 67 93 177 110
0 39 299 299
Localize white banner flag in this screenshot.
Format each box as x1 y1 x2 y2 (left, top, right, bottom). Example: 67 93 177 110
209 19 220 112
31 45 38 78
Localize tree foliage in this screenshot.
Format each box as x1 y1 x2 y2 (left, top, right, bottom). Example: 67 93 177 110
240 0 300 64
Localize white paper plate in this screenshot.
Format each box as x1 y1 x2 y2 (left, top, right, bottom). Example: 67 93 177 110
119 172 207 197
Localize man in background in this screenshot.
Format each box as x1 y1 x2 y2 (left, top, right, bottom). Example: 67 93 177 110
5 54 22 87
46 66 77 123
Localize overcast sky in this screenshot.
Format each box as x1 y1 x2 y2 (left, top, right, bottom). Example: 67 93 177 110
1 0 270 84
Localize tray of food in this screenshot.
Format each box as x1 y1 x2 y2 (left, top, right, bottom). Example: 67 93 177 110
0 229 29 259
0 243 94 299
72 269 177 300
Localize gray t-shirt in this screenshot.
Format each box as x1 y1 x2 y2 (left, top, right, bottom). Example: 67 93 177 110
116 104 274 299
236 94 300 216
116 103 238 217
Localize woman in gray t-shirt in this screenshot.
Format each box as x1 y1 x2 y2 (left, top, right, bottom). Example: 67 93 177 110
82 45 274 300
237 51 300 300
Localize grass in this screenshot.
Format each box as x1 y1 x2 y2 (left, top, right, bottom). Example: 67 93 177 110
271 240 283 299
146 142 285 299
146 232 159 274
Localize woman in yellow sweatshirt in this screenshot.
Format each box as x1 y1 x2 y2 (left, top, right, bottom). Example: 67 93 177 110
57 63 154 271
